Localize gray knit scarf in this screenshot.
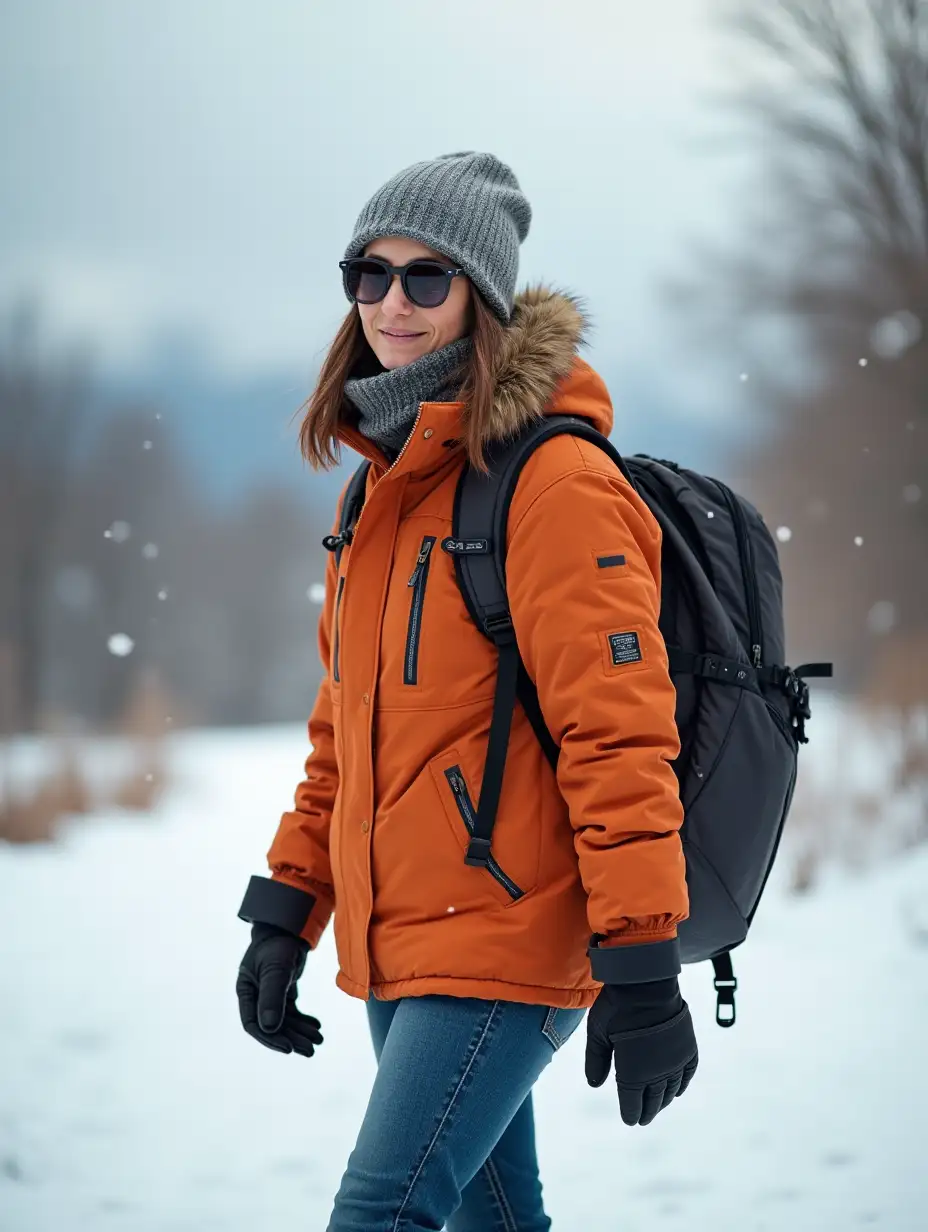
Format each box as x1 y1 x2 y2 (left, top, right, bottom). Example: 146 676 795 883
344 336 472 459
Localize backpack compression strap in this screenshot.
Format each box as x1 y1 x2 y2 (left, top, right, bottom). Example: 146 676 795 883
449 414 635 869
322 460 371 571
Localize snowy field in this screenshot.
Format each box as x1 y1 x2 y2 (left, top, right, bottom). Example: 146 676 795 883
2 706 927 1231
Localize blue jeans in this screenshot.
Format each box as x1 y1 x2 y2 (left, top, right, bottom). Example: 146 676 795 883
326 995 587 1232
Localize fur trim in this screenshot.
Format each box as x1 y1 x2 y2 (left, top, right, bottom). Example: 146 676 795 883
482 285 589 444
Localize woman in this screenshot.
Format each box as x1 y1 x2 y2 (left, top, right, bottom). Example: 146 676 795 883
236 151 698 1231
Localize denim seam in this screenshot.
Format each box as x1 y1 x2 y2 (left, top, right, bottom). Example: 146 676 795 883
541 1006 563 1050
392 1001 501 1232
483 1156 518 1232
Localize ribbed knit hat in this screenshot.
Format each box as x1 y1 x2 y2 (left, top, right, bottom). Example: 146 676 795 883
344 151 532 323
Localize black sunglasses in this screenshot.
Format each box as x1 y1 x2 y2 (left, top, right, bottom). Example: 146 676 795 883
339 257 466 309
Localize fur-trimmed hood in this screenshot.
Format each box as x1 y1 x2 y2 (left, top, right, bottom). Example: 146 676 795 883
338 286 613 460
475 285 613 445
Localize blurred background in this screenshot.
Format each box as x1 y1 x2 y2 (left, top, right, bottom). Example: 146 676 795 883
1 1 926 1229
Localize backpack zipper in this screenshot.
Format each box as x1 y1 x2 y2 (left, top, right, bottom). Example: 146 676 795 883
712 479 763 667
404 535 436 685
332 575 345 683
443 765 524 900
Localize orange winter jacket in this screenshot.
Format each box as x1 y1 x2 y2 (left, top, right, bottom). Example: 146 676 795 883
260 288 688 1009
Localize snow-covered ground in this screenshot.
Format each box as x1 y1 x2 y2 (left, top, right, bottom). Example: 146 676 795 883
2 713 927 1231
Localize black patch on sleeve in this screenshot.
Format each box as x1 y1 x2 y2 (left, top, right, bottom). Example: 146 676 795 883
597 554 626 569
608 631 643 666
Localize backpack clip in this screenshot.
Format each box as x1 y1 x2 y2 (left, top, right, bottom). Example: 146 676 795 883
483 611 516 646
322 528 354 553
782 669 812 744
713 974 738 1027
464 837 492 868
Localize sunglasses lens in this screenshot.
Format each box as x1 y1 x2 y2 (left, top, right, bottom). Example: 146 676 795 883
345 259 389 304
405 262 450 308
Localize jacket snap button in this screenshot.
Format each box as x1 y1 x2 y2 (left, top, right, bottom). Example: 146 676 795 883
423 428 434 439
360 819 369 833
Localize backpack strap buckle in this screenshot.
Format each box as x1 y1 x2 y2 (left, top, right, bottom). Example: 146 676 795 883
464 837 492 868
713 975 738 1027
483 611 516 646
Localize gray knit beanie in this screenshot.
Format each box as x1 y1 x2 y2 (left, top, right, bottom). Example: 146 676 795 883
344 151 532 323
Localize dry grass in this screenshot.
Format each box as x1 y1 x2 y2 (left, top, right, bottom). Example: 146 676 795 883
784 701 928 893
0 668 176 845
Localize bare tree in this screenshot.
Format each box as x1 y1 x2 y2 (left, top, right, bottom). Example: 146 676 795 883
684 0 928 690
0 301 93 731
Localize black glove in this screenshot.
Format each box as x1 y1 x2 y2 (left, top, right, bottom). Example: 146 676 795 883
585 976 698 1126
236 922 323 1057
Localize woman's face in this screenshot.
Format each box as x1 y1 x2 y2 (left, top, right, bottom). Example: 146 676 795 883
358 236 472 370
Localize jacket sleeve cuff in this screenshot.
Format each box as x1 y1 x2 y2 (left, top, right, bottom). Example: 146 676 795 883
238 875 316 938
588 935 681 984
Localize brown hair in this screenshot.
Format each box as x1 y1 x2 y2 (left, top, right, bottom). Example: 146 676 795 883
297 290 505 476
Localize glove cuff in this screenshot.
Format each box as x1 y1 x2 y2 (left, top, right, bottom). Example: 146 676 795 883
238 875 316 938
588 936 681 984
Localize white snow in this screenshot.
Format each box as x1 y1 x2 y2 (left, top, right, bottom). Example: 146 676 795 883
1 717 926 1231
106 634 135 658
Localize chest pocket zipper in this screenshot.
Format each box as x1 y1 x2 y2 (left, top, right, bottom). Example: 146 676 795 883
443 765 524 900
404 536 436 685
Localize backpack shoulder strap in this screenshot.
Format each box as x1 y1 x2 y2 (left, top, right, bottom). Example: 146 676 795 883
450 414 633 867
322 459 371 571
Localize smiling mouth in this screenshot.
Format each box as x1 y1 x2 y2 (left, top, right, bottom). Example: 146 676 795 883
380 329 425 339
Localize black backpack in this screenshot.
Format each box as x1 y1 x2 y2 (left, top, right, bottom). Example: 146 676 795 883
330 415 832 1027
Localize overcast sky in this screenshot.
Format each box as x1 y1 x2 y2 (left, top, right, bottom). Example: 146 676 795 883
1 0 751 420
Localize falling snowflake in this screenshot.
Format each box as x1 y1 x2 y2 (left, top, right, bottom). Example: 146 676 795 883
157 589 168 601
145 773 154 782
776 526 792 543
142 543 159 560
870 310 922 360
446 906 456 914
706 510 715 519
143 440 153 450
155 413 162 421
858 358 868 367
107 633 135 657
307 582 326 604
867 601 896 636
105 520 131 543
739 373 749 382
854 536 864 546
903 484 922 504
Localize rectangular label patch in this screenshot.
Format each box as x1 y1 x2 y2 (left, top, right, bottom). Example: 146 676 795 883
597 554 626 569
608 631 643 666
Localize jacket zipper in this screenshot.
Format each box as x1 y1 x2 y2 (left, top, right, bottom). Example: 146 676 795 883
404 536 436 685
443 765 524 900
332 575 345 683
712 479 764 667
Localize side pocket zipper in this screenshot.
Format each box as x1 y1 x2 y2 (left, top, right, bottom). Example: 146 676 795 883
404 536 436 685
443 765 524 900
332 575 345 683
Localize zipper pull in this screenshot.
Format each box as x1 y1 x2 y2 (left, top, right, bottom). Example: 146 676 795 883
752 644 762 667
407 538 435 587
